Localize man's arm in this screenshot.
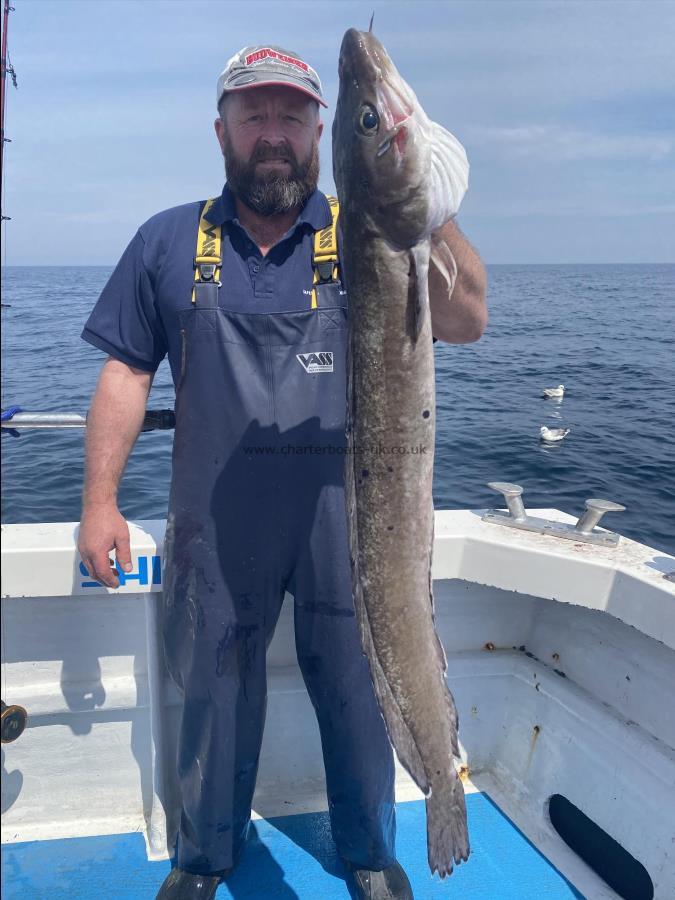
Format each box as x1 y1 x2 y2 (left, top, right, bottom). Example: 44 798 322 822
429 220 488 344
78 357 154 588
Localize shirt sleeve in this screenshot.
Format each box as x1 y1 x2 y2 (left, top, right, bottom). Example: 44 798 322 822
81 230 167 372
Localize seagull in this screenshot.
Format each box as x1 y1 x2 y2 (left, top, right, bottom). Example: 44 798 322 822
540 426 570 442
542 384 565 399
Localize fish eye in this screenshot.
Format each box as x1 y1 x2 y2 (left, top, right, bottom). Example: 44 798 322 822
357 105 379 135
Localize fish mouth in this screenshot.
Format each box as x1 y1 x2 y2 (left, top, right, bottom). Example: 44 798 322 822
376 122 408 159
375 80 413 163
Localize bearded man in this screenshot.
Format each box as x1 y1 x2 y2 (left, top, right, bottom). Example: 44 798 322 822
78 45 487 900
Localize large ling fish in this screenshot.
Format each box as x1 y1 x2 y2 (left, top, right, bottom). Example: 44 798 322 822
333 28 470 877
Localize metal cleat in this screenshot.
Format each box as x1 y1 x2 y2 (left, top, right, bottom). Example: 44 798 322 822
574 499 626 538
485 482 528 522
483 484 626 548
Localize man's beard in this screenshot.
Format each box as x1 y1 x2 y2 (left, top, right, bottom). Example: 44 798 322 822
223 132 320 216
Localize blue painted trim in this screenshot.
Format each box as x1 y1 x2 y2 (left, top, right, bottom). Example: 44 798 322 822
2 794 584 899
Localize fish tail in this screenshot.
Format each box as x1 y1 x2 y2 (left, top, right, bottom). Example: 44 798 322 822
426 772 470 878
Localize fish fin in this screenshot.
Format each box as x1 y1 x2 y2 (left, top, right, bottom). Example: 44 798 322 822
430 569 461 758
430 233 458 300
428 519 462 759
423 118 469 232
357 592 431 795
345 377 430 794
406 244 431 343
426 772 470 877
433 623 449 674
444 678 461 758
427 506 451 679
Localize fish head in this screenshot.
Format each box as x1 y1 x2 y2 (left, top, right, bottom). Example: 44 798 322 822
333 28 469 249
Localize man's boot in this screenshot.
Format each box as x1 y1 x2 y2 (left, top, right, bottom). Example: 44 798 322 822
348 860 414 900
155 867 225 899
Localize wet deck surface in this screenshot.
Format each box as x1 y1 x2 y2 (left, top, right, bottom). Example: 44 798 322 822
2 793 584 898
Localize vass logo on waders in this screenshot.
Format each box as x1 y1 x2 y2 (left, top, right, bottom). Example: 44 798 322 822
296 351 334 373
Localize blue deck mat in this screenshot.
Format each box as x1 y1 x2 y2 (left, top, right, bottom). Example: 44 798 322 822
2 793 584 899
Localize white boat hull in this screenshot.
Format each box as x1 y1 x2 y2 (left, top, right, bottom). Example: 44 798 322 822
2 510 674 898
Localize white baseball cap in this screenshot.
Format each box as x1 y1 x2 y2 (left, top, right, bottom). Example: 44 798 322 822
217 44 327 109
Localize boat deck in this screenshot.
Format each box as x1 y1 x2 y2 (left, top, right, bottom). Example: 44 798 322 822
2 793 582 899
4 513 673 898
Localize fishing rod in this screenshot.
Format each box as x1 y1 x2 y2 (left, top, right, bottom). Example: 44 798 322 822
0 3 173 445
0 0 25 745
1 407 176 433
1 0 17 225
0 4 172 445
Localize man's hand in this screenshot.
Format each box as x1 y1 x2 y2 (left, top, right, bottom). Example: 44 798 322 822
78 502 132 588
78 356 154 588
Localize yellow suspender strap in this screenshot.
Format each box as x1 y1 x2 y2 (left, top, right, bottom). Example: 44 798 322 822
311 195 340 310
192 198 223 305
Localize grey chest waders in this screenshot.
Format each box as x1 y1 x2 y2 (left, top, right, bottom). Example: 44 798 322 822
161 198 396 875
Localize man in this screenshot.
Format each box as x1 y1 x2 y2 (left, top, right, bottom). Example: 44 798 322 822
78 45 487 900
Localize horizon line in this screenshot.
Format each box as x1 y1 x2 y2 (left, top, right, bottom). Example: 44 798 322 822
2 261 673 268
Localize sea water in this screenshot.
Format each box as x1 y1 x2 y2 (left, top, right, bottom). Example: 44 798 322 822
1 264 673 554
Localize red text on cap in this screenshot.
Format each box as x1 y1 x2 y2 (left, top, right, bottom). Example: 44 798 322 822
245 48 309 73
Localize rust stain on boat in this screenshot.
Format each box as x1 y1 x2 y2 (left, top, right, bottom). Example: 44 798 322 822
524 725 542 774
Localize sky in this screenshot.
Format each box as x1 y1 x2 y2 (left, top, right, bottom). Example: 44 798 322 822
1 0 674 264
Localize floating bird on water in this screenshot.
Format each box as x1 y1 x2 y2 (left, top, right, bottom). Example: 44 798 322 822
540 426 570 442
542 384 564 399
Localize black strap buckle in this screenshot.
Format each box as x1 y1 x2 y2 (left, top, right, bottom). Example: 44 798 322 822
315 259 336 284
195 262 219 283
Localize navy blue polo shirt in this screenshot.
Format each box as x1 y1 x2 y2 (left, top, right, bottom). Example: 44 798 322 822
81 183 334 387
